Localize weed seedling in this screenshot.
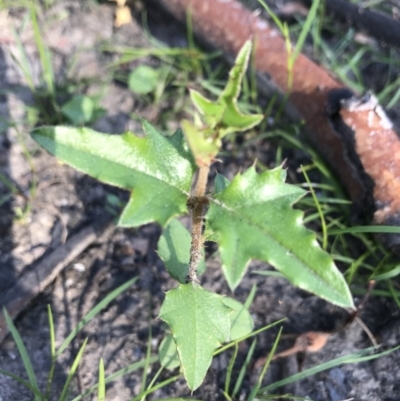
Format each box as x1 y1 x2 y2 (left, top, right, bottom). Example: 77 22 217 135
30 40 354 391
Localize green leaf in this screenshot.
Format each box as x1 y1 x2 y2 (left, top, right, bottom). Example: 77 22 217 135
222 298 254 340
159 334 181 370
98 358 106 401
214 173 231 194
128 65 159 95
181 119 220 167
31 122 195 227
189 90 225 128
188 40 263 138
183 40 263 166
159 283 231 390
61 95 94 125
3 308 41 401
59 338 88 401
157 218 206 283
206 166 354 309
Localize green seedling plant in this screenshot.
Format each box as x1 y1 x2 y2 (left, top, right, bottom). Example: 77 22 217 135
257 0 322 92
31 40 354 391
11 2 106 127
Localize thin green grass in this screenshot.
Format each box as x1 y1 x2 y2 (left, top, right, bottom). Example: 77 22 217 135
29 1 55 95
223 343 239 401
231 338 257 398
57 276 138 356
258 345 400 394
44 306 56 399
70 357 159 401
1 277 140 401
98 358 106 401
59 338 88 401
3 308 41 400
248 327 283 401
301 166 328 250
0 369 44 398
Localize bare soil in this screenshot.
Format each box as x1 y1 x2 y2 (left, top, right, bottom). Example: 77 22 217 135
0 1 400 401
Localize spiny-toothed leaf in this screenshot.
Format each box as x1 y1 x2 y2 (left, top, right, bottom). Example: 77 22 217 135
182 40 263 164
189 90 224 128
157 218 206 283
159 283 231 390
31 121 195 227
218 100 263 136
219 39 252 104
202 39 263 136
206 166 354 309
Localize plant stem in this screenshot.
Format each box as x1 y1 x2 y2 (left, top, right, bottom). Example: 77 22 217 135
187 164 210 283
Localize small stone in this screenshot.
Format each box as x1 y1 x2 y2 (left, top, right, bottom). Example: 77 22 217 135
73 263 85 272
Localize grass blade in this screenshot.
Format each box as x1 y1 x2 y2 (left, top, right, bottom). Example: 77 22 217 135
224 342 238 398
98 358 106 401
140 321 153 400
44 305 56 399
0 369 43 398
3 307 41 401
244 284 257 309
301 166 327 250
59 338 88 401
292 0 322 65
70 356 158 401
57 276 138 356
10 26 35 91
129 375 181 401
215 319 286 356
232 338 257 398
258 345 400 394
29 2 54 94
329 225 400 235
248 327 282 401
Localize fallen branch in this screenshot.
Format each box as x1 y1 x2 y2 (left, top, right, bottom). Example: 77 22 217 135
0 217 114 343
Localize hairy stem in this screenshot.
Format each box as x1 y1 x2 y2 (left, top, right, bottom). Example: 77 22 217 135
187 165 210 283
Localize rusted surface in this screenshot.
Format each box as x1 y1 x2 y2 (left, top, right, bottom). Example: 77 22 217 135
0 217 114 343
339 94 400 225
153 0 400 249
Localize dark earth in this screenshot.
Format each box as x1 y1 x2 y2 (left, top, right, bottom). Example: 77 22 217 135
1 1 400 400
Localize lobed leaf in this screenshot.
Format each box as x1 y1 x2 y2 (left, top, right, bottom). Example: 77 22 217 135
206 166 354 309
190 40 262 137
183 40 263 166
159 283 231 390
31 121 196 227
